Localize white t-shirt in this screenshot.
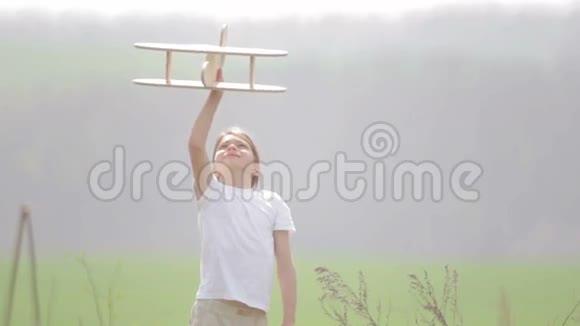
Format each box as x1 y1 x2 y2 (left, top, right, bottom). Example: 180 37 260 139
194 176 296 312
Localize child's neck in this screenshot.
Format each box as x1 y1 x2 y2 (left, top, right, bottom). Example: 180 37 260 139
219 172 253 189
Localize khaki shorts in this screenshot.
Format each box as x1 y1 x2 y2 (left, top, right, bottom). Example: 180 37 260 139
189 299 268 326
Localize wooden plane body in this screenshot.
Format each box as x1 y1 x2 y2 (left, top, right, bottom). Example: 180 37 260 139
133 25 287 93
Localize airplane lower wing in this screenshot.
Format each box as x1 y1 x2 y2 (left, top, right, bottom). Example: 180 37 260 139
133 78 287 93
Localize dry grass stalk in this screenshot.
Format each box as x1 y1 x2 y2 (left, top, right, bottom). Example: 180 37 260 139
46 276 57 326
561 298 580 326
76 254 105 326
3 204 42 326
107 260 123 326
408 265 462 326
315 266 391 326
76 255 123 326
497 287 511 326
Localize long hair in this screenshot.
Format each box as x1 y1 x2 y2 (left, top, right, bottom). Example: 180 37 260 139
212 126 261 188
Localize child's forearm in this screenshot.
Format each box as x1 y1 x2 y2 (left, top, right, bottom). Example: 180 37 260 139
189 91 222 149
279 263 297 324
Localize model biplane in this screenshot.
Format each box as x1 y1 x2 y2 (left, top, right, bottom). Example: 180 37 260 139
132 24 287 93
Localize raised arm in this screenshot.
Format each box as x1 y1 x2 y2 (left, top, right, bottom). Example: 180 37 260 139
189 69 223 200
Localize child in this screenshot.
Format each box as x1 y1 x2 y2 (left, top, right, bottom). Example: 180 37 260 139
188 68 297 326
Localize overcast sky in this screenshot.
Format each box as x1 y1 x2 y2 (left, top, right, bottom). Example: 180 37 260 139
0 0 577 19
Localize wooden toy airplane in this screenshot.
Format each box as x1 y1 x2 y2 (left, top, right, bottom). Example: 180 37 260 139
133 24 287 93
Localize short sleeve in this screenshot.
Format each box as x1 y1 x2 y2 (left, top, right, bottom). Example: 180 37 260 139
195 174 223 210
271 192 296 233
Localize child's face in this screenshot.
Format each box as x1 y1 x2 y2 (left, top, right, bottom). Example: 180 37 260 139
214 134 256 172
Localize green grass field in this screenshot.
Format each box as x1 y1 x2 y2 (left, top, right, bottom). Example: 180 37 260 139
1 255 579 325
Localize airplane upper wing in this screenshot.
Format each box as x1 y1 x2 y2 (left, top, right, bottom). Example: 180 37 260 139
134 43 287 57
